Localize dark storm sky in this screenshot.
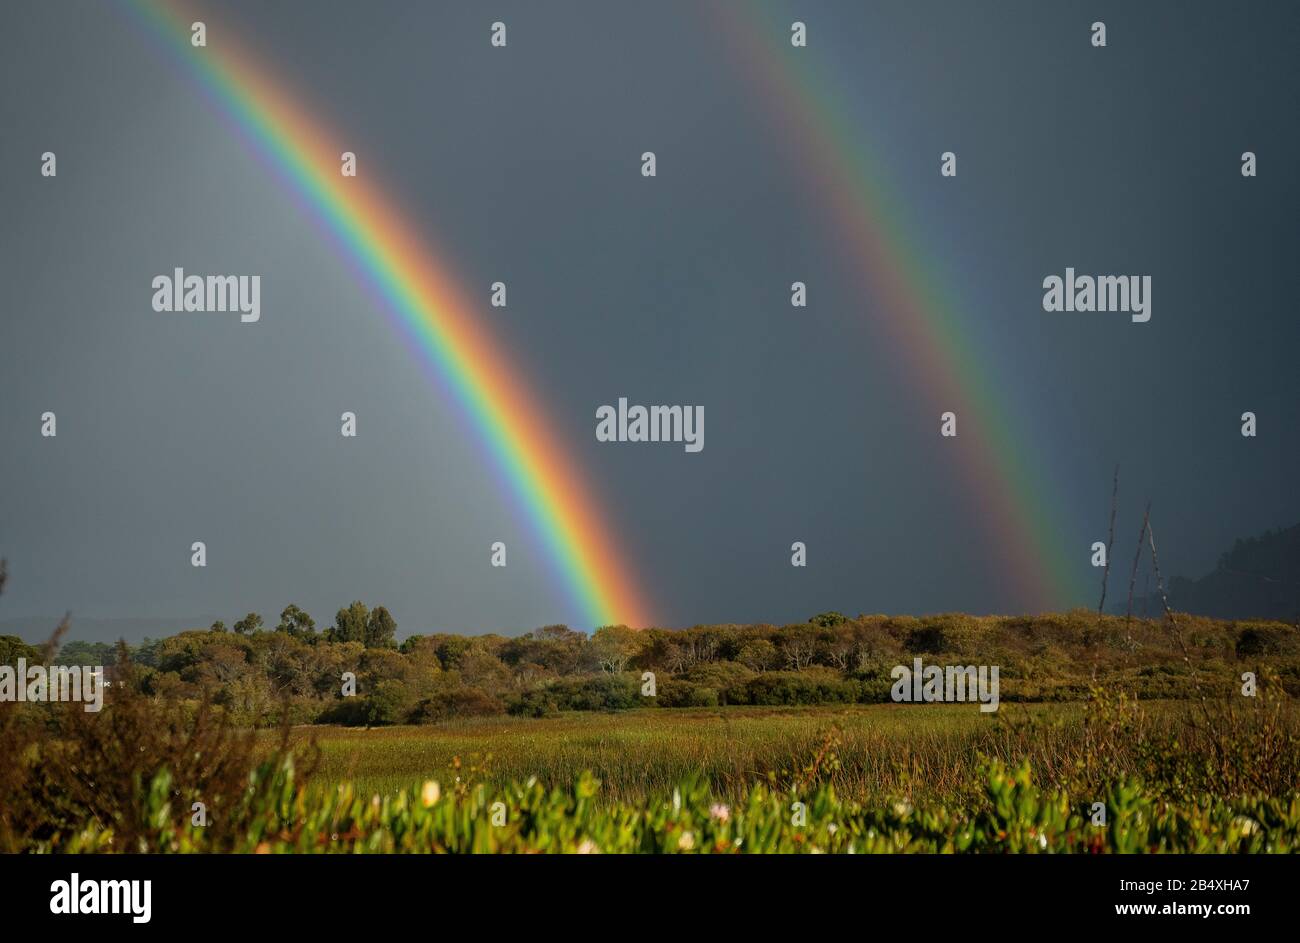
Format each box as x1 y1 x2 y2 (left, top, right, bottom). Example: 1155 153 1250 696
2 1 1297 640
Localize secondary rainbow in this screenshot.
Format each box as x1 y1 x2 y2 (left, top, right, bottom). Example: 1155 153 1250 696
125 0 652 629
717 5 1087 610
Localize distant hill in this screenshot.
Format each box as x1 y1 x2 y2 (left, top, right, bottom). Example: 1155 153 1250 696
1123 523 1300 623
0 615 217 646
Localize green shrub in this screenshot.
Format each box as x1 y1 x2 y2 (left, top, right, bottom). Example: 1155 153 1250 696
1237 625 1299 657
657 680 720 708
745 669 859 706
45 758 1300 854
409 686 503 723
682 662 756 704
562 674 641 711
506 687 560 718
904 626 948 654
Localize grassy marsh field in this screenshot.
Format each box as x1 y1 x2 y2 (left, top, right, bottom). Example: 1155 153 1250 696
269 697 1291 806
8 678 1300 852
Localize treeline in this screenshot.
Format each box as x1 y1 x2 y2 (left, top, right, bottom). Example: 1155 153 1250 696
4 605 1299 726
1121 522 1300 621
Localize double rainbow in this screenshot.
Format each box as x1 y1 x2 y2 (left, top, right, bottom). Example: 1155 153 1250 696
127 1 1084 624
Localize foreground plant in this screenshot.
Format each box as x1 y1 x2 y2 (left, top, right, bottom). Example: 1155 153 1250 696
34 757 1299 854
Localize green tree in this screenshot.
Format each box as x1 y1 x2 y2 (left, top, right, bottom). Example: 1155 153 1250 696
54 640 116 667
331 601 369 644
588 624 640 673
364 606 397 649
276 604 316 640
232 613 263 636
427 633 473 671
364 679 412 725
737 638 778 672
514 625 585 674
0 635 40 665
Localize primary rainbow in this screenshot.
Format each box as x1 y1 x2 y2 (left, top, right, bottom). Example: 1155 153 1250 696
717 5 1087 610
125 0 652 629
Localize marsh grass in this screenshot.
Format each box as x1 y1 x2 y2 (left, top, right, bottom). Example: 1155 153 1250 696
267 694 1300 808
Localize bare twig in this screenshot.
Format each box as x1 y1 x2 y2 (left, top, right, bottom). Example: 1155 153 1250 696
1146 523 1176 627
1146 521 1194 675
1125 502 1151 643
1098 465 1119 613
1146 518 1216 759
38 612 72 664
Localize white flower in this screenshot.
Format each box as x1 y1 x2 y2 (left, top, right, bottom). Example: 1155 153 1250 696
421 780 441 807
678 831 695 850
1233 816 1259 837
709 803 731 822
